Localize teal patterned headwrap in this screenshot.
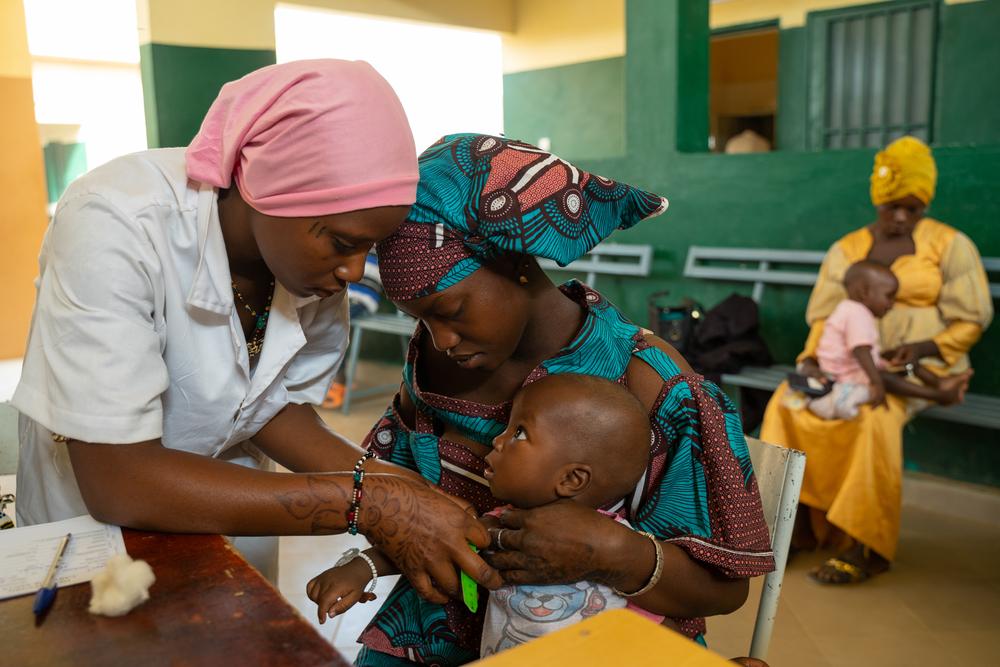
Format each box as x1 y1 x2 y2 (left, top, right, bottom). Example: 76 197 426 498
378 134 668 300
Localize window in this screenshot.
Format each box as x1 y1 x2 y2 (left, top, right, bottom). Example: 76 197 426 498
23 0 146 206
710 23 779 153
808 0 938 150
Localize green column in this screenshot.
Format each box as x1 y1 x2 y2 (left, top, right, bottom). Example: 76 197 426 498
625 0 709 155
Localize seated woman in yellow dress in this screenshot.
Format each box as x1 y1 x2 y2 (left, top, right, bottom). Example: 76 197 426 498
760 136 993 584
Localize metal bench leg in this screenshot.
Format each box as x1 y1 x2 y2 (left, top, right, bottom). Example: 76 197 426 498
342 326 364 415
398 332 409 359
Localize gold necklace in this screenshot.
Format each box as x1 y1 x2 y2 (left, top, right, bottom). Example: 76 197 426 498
232 278 275 358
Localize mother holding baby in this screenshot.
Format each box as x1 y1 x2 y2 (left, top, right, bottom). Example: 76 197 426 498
760 136 993 585
353 134 774 665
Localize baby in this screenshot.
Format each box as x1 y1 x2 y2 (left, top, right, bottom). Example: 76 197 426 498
306 373 660 656
808 260 970 420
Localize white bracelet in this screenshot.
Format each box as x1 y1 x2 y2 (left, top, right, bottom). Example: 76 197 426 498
335 547 378 594
613 531 664 598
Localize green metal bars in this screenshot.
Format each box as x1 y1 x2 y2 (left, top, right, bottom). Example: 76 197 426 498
808 0 938 150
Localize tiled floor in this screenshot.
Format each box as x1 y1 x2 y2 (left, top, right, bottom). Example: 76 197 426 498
705 507 1000 666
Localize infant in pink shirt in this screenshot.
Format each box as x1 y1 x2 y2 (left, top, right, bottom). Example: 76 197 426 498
806 260 974 420
816 299 886 386
809 261 897 419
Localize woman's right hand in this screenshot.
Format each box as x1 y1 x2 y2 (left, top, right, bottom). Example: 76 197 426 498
358 473 502 604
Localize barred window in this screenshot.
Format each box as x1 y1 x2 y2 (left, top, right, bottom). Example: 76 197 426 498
808 0 938 149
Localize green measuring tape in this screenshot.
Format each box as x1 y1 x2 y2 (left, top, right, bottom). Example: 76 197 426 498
460 543 479 612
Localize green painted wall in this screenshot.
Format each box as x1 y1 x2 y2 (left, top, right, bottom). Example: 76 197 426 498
42 141 87 203
625 0 710 154
140 43 276 149
503 0 1000 486
775 27 807 151
935 0 1000 145
503 58 625 161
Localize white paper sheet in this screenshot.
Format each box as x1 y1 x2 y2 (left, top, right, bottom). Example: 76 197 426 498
0 514 126 600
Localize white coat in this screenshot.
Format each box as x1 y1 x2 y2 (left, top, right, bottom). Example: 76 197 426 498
12 148 349 526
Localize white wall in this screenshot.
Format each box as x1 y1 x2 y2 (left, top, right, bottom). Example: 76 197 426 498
274 4 503 153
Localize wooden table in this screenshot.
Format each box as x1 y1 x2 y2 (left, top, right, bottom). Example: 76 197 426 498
2 530 349 667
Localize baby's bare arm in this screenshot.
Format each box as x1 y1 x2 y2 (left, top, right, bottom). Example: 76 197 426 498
851 345 884 389
911 363 941 388
852 345 886 407
363 548 401 577
883 366 972 406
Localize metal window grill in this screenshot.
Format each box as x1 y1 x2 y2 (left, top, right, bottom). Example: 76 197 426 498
810 0 938 150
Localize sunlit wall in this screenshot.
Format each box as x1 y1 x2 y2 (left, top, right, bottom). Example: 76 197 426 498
275 4 503 154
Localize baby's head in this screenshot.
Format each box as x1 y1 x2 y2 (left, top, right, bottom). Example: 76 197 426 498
844 260 898 317
484 374 651 510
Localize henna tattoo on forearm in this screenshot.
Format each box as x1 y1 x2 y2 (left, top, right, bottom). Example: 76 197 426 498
361 475 471 585
276 475 351 534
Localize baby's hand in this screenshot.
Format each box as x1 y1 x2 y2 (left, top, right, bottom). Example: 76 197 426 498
868 380 887 409
306 559 377 623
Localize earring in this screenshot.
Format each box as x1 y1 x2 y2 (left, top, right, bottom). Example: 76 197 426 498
519 274 528 285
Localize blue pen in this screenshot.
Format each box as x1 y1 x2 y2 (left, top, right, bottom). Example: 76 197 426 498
33 533 71 624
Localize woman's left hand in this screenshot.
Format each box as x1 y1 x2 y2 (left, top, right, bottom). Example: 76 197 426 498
883 340 939 366
481 500 637 588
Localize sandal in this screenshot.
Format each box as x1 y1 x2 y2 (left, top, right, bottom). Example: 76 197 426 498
322 382 345 410
809 557 870 585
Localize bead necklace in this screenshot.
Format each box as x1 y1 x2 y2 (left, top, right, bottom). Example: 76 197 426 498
232 278 275 358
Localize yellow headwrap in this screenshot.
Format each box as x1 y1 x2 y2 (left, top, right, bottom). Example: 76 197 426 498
869 136 937 206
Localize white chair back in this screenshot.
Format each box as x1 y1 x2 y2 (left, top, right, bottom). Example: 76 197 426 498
744 436 806 661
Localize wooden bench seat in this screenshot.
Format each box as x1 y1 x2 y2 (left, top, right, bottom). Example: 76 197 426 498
721 364 1000 430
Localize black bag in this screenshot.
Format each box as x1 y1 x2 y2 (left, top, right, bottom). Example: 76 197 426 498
686 294 776 433
646 291 702 357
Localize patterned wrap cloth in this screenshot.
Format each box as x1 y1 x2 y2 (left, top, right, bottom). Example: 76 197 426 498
358 134 774 666
376 133 668 301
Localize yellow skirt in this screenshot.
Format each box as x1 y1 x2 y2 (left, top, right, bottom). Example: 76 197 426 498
760 383 910 560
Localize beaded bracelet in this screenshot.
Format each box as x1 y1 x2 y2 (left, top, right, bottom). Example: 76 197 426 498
613 531 664 598
335 547 379 594
347 450 377 535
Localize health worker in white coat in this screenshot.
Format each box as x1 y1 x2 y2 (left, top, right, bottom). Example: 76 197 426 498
12 59 500 601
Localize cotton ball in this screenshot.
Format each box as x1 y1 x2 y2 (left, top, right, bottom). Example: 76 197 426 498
88 553 156 617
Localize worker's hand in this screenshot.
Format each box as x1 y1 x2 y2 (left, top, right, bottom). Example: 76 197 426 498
359 474 502 604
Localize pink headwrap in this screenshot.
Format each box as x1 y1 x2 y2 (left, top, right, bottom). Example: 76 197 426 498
186 59 418 217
